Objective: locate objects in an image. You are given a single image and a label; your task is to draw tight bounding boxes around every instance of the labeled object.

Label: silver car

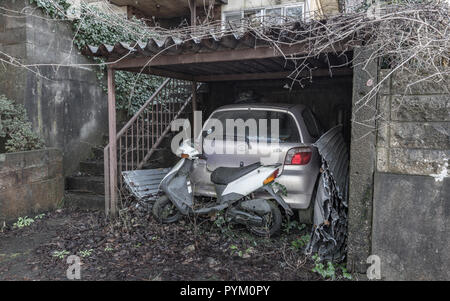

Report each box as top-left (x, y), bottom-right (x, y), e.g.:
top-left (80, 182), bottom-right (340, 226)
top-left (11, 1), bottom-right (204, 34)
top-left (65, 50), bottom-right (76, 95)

top-left (191, 103), bottom-right (323, 221)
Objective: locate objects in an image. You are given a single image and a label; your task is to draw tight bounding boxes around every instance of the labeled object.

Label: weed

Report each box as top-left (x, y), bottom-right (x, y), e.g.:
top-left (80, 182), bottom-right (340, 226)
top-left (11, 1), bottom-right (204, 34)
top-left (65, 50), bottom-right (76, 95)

top-left (311, 254), bottom-right (336, 279)
top-left (34, 213), bottom-right (45, 219)
top-left (79, 249), bottom-right (94, 258)
top-left (229, 245), bottom-right (253, 258)
top-left (340, 264), bottom-right (353, 280)
top-left (53, 250), bottom-right (70, 259)
top-left (282, 220), bottom-right (306, 234)
top-left (291, 234), bottom-right (310, 250)
top-left (13, 216), bottom-right (34, 229)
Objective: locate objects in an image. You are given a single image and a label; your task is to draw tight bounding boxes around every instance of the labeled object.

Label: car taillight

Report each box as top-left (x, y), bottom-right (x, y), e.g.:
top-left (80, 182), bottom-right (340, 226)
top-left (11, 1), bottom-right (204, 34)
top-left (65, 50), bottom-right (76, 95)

top-left (285, 147), bottom-right (312, 165)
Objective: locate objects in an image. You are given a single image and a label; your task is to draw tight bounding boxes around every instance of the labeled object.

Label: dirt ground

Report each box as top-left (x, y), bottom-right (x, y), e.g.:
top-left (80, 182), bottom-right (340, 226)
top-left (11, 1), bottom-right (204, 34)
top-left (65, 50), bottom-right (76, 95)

top-left (0, 204), bottom-right (350, 281)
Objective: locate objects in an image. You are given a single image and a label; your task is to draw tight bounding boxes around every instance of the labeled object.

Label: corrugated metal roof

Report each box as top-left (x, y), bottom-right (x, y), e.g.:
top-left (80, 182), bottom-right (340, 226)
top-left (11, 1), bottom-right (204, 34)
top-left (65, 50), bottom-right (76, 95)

top-left (83, 25), bottom-right (353, 80)
top-left (84, 31), bottom-right (267, 60)
top-left (314, 125), bottom-right (349, 200)
top-left (122, 168), bottom-right (171, 200)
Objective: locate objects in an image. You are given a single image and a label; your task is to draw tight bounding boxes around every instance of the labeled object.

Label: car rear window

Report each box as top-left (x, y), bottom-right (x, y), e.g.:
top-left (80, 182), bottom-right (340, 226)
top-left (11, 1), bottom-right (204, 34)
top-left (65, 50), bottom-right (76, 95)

top-left (206, 110), bottom-right (301, 143)
top-left (302, 109), bottom-right (320, 139)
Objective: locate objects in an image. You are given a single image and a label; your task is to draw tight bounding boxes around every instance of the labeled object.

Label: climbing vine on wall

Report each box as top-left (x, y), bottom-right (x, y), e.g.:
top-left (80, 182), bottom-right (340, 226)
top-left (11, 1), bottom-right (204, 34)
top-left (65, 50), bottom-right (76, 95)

top-left (29, 0), bottom-right (164, 116)
top-left (0, 95), bottom-right (44, 153)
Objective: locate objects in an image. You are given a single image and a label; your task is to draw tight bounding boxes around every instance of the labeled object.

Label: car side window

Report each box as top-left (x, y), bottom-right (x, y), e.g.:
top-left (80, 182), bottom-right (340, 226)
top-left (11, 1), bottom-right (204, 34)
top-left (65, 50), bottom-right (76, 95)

top-left (302, 109), bottom-right (320, 139)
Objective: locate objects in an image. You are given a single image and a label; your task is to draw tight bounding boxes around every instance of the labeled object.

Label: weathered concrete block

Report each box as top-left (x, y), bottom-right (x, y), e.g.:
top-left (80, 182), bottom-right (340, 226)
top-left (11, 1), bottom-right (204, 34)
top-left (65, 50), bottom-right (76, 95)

top-left (388, 148), bottom-right (449, 175)
top-left (0, 27), bottom-right (26, 45)
top-left (378, 69), bottom-right (392, 95)
top-left (0, 148), bottom-right (63, 223)
top-left (392, 71), bottom-right (450, 95)
top-left (390, 122), bottom-right (450, 149)
top-left (391, 95), bottom-right (450, 122)
top-left (372, 172), bottom-right (449, 280)
top-left (376, 147), bottom-right (389, 172)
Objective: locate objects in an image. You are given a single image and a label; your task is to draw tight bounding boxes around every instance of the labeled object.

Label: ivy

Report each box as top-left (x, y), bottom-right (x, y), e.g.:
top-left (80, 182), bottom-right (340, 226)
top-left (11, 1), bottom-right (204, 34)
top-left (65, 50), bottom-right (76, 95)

top-left (0, 95), bottom-right (45, 153)
top-left (30, 0), bottom-right (164, 116)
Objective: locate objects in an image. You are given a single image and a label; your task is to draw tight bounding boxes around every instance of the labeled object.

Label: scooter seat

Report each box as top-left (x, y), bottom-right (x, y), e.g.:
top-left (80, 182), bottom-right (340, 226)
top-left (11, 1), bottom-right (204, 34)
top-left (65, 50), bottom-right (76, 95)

top-left (210, 162), bottom-right (261, 185)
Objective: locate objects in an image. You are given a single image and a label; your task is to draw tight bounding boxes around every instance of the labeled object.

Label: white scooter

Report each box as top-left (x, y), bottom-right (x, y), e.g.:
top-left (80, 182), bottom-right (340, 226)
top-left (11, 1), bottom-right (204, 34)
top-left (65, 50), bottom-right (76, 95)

top-left (153, 140), bottom-right (293, 236)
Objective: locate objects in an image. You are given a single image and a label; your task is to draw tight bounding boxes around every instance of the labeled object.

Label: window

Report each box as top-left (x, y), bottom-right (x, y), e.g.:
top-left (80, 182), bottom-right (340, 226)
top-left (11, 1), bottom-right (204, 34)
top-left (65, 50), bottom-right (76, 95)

top-left (222, 2), bottom-right (305, 29)
top-left (302, 109), bottom-right (320, 139)
top-left (205, 110), bottom-right (301, 143)
top-left (243, 9), bottom-right (263, 27)
top-left (285, 5), bottom-right (304, 22)
top-left (265, 8), bottom-right (283, 25)
top-left (224, 12), bottom-right (242, 29)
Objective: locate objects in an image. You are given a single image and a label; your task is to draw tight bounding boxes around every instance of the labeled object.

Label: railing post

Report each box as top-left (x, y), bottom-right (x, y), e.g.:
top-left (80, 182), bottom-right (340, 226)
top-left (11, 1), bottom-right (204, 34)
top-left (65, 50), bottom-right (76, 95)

top-left (104, 146), bottom-right (110, 215)
top-left (107, 67), bottom-right (118, 215)
top-left (192, 81), bottom-right (198, 138)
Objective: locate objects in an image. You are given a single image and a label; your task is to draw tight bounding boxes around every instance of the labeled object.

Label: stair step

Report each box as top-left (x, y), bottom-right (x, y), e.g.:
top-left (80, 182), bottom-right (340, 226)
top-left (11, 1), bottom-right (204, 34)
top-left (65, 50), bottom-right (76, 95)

top-left (63, 191), bottom-right (104, 210)
top-left (80, 161), bottom-right (105, 176)
top-left (65, 176), bottom-right (105, 195)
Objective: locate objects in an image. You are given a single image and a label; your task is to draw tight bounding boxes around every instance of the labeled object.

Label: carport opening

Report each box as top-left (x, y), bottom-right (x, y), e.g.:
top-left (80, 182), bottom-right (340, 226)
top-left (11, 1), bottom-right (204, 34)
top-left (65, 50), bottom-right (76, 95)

top-left (197, 75), bottom-right (353, 146)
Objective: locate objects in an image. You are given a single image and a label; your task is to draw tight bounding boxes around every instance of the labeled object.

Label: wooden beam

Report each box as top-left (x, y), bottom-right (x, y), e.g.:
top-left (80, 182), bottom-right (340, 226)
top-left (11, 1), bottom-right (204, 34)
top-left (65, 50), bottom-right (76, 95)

top-left (110, 43), bottom-right (319, 70)
top-left (193, 68), bottom-right (353, 82)
top-left (136, 67), bottom-right (195, 81)
top-left (107, 67), bottom-right (118, 215)
top-left (189, 0), bottom-right (196, 27)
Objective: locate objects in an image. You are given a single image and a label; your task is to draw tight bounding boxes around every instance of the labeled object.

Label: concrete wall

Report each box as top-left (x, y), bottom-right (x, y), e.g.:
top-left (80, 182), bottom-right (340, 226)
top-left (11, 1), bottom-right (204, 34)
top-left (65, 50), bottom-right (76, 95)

top-left (371, 69), bottom-right (449, 280)
top-left (0, 148), bottom-right (64, 223)
top-left (0, 0), bottom-right (108, 176)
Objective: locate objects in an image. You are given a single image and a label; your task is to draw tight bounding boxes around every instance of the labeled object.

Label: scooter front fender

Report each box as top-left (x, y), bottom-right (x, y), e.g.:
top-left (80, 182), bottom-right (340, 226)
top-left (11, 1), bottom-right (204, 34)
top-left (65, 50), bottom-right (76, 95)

top-left (159, 159), bottom-right (194, 215)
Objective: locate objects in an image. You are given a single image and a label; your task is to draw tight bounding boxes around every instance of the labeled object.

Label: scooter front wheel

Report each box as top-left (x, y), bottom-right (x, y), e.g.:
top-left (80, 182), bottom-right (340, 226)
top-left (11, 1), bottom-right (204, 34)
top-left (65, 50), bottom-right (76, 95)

top-left (247, 201), bottom-right (282, 237)
top-left (153, 195), bottom-right (181, 224)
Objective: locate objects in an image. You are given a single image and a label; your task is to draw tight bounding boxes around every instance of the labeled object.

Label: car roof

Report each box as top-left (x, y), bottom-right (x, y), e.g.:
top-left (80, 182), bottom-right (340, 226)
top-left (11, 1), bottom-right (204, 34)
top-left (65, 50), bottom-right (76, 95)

top-left (213, 103), bottom-right (307, 112)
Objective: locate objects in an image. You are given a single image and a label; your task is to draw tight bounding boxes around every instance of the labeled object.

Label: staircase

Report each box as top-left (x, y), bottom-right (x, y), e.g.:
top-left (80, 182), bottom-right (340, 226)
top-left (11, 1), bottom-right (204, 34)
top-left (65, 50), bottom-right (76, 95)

top-left (65, 78), bottom-right (196, 212)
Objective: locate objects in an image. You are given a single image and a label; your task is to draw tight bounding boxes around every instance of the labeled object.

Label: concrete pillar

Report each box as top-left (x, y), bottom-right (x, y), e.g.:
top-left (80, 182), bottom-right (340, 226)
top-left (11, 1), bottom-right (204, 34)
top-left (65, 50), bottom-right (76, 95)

top-left (347, 47), bottom-right (378, 274)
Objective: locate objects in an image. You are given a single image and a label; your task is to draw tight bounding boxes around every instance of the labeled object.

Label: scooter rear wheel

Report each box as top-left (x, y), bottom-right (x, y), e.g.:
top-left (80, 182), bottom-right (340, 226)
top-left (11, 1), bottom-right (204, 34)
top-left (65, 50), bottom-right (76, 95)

top-left (247, 201), bottom-right (282, 237)
top-left (153, 195), bottom-right (181, 224)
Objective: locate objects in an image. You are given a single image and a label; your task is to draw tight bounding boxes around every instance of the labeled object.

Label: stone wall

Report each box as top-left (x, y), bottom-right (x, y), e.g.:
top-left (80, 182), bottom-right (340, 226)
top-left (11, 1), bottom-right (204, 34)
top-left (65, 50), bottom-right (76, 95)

top-left (0, 0), bottom-right (108, 176)
top-left (0, 148), bottom-right (64, 223)
top-left (376, 69), bottom-right (449, 177)
top-left (372, 69), bottom-right (449, 280)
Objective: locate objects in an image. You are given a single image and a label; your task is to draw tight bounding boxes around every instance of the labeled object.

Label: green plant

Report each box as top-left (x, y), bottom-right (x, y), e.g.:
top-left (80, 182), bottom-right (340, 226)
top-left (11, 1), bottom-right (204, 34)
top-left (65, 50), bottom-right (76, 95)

top-left (311, 254), bottom-right (336, 280)
top-left (13, 216), bottom-right (35, 229)
top-left (291, 234), bottom-right (310, 250)
top-left (0, 95), bottom-right (45, 153)
top-left (30, 0), bottom-right (164, 116)
top-left (229, 245), bottom-right (253, 258)
top-left (53, 250), bottom-right (70, 259)
top-left (282, 220), bottom-right (306, 234)
top-left (340, 264), bottom-right (353, 280)
top-left (79, 249), bottom-right (94, 257)
top-left (104, 246), bottom-right (113, 252)
top-left (34, 213), bottom-right (45, 220)
top-left (271, 182), bottom-right (288, 196)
